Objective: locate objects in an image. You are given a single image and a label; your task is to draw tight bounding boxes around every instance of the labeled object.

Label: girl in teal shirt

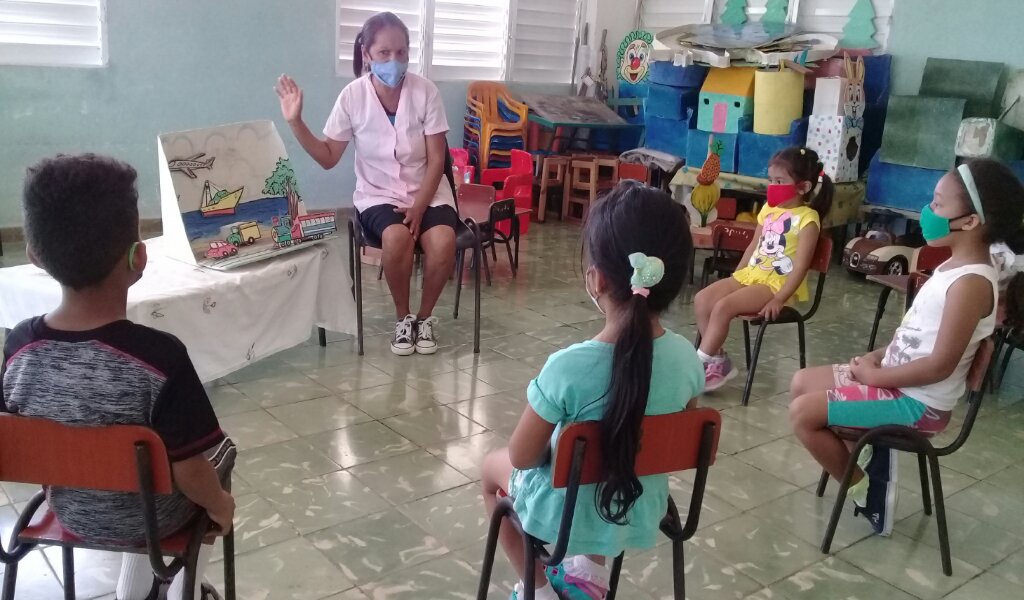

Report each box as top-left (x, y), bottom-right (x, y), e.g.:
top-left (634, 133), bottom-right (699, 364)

top-left (481, 181), bottom-right (705, 599)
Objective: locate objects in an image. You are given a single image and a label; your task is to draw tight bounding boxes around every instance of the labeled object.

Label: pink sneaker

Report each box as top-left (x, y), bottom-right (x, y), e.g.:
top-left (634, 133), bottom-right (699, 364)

top-left (703, 355), bottom-right (737, 392)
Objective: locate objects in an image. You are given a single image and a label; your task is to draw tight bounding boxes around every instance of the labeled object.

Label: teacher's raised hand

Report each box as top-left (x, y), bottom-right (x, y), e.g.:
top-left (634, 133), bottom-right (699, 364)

top-left (275, 74), bottom-right (304, 124)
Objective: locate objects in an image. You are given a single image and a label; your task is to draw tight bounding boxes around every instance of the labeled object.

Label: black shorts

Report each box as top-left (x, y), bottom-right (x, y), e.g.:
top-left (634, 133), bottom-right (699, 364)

top-left (358, 203), bottom-right (458, 246)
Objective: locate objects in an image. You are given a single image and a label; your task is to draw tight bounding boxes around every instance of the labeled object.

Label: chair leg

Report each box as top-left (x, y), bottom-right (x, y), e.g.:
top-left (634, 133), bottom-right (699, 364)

top-left (700, 257), bottom-right (712, 289)
top-left (868, 287), bottom-right (892, 352)
top-left (474, 243), bottom-right (482, 353)
top-left (476, 504), bottom-right (505, 600)
top-left (454, 249), bottom-right (465, 319)
top-left (815, 469), bottom-right (829, 497)
top-left (62, 547), bottom-right (75, 600)
top-left (822, 443), bottom-right (864, 553)
top-left (317, 327), bottom-right (327, 347)
top-left (928, 453), bottom-right (953, 576)
top-left (671, 540), bottom-right (686, 600)
top-left (742, 323), bottom-right (767, 406)
top-left (224, 528), bottom-right (236, 600)
top-left (997, 343), bottom-right (1014, 390)
top-left (504, 240), bottom-right (516, 279)
top-left (1, 561), bottom-right (18, 600)
top-left (742, 321), bottom-right (752, 369)
top-left (918, 453), bottom-right (932, 516)
top-left (797, 320), bottom-right (807, 369)
top-left (482, 249), bottom-right (492, 287)
top-left (353, 239), bottom-right (365, 356)
top-left (182, 541), bottom-right (200, 600)
top-left (523, 538), bottom-right (538, 600)
top-left (606, 553), bottom-right (624, 600)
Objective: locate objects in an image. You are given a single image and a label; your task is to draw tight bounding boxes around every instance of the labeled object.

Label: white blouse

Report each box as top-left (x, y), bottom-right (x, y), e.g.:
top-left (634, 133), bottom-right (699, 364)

top-left (324, 72), bottom-right (455, 213)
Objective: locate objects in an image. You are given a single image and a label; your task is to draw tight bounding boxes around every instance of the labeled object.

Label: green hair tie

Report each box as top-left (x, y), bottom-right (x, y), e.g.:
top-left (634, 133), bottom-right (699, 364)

top-left (628, 252), bottom-right (664, 297)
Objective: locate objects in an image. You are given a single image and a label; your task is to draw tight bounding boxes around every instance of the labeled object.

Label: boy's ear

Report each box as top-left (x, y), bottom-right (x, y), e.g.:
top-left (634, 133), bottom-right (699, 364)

top-left (130, 241), bottom-right (148, 273)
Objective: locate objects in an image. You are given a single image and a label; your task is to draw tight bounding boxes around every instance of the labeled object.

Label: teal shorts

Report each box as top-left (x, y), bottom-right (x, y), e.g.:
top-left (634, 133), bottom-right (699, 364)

top-left (826, 364), bottom-right (951, 434)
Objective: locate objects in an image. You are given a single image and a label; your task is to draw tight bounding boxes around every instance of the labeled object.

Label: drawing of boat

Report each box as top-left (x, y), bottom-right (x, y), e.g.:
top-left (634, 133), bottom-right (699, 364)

top-left (200, 180), bottom-right (244, 217)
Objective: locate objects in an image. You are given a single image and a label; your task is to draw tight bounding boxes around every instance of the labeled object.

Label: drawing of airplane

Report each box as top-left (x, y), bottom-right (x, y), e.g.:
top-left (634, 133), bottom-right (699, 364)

top-left (168, 153), bottom-right (216, 179)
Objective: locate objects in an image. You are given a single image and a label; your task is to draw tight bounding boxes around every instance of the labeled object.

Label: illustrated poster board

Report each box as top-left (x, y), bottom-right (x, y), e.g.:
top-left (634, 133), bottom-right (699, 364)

top-left (518, 94), bottom-right (627, 126)
top-left (158, 120), bottom-right (337, 271)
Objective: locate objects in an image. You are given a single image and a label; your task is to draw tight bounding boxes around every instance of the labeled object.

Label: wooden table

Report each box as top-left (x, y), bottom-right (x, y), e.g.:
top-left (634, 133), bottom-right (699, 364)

top-left (519, 93), bottom-right (643, 153)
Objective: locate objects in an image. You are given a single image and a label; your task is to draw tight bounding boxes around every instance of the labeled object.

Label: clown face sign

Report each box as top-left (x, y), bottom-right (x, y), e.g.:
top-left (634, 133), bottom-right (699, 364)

top-left (617, 30), bottom-right (654, 85)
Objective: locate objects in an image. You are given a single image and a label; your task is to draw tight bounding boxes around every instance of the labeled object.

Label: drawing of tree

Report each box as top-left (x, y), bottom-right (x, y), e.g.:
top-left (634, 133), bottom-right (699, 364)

top-left (264, 158), bottom-right (301, 219)
top-left (763, 0), bottom-right (789, 25)
top-left (841, 0), bottom-right (878, 49)
top-left (720, 0), bottom-right (748, 27)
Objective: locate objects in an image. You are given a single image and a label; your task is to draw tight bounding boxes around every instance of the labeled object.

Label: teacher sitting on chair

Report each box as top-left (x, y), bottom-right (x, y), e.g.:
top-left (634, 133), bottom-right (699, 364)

top-left (276, 11), bottom-right (456, 357)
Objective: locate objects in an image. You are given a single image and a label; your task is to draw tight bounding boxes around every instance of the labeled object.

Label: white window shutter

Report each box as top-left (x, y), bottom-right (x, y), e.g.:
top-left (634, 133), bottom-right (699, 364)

top-left (336, 0), bottom-right (424, 76)
top-left (427, 0), bottom-right (509, 81)
top-left (640, 0), bottom-right (714, 36)
top-left (509, 0), bottom-right (580, 84)
top-left (0, 0), bottom-right (105, 67)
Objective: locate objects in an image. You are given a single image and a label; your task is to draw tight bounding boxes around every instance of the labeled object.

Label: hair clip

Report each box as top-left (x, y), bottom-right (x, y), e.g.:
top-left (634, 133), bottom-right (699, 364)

top-left (799, 148), bottom-right (807, 156)
top-left (628, 252), bottom-right (665, 297)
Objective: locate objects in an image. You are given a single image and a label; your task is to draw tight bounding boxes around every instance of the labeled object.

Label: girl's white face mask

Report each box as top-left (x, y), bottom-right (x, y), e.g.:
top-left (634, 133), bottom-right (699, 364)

top-left (585, 267), bottom-right (605, 315)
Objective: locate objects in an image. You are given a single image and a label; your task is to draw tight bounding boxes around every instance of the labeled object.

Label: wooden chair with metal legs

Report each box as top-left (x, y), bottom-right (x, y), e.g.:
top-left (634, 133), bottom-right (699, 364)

top-left (815, 338), bottom-right (995, 576)
top-left (699, 222), bottom-right (757, 289)
top-left (0, 414), bottom-right (236, 600)
top-left (476, 408), bottom-right (722, 600)
top-left (865, 246), bottom-right (951, 351)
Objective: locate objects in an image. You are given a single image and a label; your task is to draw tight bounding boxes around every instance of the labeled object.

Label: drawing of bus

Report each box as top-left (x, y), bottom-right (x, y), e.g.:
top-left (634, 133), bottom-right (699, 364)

top-left (271, 212), bottom-right (337, 247)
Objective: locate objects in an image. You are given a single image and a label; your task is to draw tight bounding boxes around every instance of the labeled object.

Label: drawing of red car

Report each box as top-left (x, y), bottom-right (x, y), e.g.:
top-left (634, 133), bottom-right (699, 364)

top-left (205, 241), bottom-right (238, 259)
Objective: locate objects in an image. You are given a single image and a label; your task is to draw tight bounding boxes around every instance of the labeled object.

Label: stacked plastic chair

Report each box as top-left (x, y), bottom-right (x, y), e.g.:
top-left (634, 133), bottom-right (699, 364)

top-left (464, 82), bottom-right (528, 172)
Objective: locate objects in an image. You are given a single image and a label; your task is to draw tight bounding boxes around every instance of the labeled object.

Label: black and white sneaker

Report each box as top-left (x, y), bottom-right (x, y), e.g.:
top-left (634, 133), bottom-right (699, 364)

top-left (391, 314), bottom-right (417, 356)
top-left (415, 316), bottom-right (439, 355)
top-left (854, 445), bottom-right (898, 536)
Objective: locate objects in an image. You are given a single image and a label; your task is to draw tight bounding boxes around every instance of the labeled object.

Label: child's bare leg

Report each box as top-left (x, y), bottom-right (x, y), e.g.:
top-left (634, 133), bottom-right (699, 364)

top-left (694, 278), bottom-right (743, 337)
top-left (790, 365), bottom-right (840, 398)
top-left (481, 449), bottom-right (546, 586)
top-left (789, 392), bottom-right (863, 484)
top-left (698, 284), bottom-right (774, 356)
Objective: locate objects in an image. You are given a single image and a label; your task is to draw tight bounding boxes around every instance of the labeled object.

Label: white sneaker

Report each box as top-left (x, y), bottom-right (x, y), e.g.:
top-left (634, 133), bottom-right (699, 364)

top-left (415, 316), bottom-right (439, 355)
top-left (391, 314), bottom-right (417, 356)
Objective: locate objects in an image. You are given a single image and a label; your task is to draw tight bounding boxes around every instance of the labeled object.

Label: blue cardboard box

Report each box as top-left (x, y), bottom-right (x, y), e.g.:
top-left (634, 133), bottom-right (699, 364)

top-left (737, 118), bottom-right (809, 178)
top-left (866, 152), bottom-right (945, 212)
top-left (644, 114), bottom-right (691, 159)
top-left (649, 61), bottom-right (709, 88)
top-left (646, 83), bottom-right (700, 121)
top-left (686, 111), bottom-right (742, 173)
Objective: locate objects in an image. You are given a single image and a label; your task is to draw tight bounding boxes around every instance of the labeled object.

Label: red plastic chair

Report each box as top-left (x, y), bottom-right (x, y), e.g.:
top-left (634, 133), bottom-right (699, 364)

top-left (480, 149), bottom-right (533, 187)
top-left (476, 408), bottom-right (722, 600)
top-left (0, 414), bottom-right (236, 600)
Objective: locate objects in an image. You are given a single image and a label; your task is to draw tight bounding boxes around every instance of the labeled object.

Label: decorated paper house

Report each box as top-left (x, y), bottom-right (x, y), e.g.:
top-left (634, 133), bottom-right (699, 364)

top-left (697, 67), bottom-right (755, 134)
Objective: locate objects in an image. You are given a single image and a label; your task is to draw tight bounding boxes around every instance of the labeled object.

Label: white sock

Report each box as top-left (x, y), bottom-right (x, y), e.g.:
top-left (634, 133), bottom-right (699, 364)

top-left (697, 349), bottom-right (716, 363)
top-left (515, 581), bottom-right (559, 600)
top-left (115, 553), bottom-right (154, 600)
top-left (167, 544), bottom-right (213, 600)
top-left (563, 554), bottom-right (611, 587)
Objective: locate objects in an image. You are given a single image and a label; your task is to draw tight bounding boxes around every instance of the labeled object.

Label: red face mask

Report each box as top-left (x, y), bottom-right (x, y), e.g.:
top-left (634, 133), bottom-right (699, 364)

top-left (766, 183), bottom-right (799, 207)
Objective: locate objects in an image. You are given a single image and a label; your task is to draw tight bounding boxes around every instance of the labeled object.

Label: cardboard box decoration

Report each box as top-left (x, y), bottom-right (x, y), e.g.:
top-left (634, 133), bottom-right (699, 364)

top-left (754, 68), bottom-right (805, 135)
top-left (698, 67), bottom-right (756, 134)
top-left (644, 114), bottom-right (692, 158)
top-left (807, 56), bottom-right (865, 183)
top-left (649, 61), bottom-right (709, 88)
top-left (866, 152), bottom-right (946, 212)
top-left (158, 120), bottom-right (338, 271)
top-left (919, 58), bottom-right (1005, 118)
top-left (738, 117), bottom-right (810, 178)
top-left (955, 118), bottom-right (1024, 160)
top-left (687, 122), bottom-right (740, 174)
top-left (880, 96), bottom-right (966, 171)
top-left (646, 83), bottom-right (701, 121)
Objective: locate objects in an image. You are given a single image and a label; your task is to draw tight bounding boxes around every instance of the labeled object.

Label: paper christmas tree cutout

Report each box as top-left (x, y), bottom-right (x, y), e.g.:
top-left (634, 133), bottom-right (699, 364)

top-left (721, 0), bottom-right (748, 27)
top-left (842, 0), bottom-right (879, 49)
top-left (763, 0), bottom-right (789, 25)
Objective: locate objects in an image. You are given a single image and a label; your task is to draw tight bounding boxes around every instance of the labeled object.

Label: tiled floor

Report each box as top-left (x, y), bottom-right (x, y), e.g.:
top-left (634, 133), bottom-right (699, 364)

top-left (2, 222), bottom-right (1024, 599)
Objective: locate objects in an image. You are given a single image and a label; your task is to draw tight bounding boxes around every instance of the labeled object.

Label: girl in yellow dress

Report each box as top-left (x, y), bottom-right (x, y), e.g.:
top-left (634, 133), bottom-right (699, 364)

top-left (694, 147), bottom-right (834, 390)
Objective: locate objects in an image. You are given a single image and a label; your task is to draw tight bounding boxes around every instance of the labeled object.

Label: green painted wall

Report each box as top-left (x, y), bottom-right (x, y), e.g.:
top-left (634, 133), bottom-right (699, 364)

top-left (0, 1), bottom-right (565, 227)
top-left (888, 0), bottom-right (1024, 95)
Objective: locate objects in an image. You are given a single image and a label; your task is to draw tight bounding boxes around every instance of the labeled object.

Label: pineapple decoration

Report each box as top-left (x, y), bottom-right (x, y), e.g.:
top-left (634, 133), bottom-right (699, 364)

top-left (690, 137), bottom-right (723, 227)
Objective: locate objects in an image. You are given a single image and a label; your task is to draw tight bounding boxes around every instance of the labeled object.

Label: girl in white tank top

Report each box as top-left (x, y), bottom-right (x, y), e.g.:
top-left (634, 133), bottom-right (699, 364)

top-left (788, 159), bottom-right (1024, 536)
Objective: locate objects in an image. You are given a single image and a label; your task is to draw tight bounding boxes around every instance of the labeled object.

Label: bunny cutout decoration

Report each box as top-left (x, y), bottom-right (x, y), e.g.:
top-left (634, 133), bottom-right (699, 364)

top-left (843, 55), bottom-right (866, 125)
top-left (807, 54), bottom-right (866, 182)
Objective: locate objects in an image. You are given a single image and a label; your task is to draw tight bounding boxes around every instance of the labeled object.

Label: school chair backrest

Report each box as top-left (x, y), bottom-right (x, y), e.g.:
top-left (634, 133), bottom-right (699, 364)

top-left (0, 414), bottom-right (173, 494)
top-left (616, 162), bottom-right (649, 184)
top-left (911, 245), bottom-right (952, 275)
top-left (711, 222), bottom-right (756, 254)
top-left (551, 408), bottom-right (722, 488)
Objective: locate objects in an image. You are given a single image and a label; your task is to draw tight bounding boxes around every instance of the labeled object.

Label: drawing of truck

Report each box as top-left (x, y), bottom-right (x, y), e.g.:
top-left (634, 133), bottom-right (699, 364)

top-left (227, 221), bottom-right (262, 246)
top-left (271, 212), bottom-right (337, 248)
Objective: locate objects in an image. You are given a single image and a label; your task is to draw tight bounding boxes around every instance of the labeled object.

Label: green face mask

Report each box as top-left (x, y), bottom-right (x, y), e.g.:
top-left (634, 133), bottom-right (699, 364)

top-left (920, 205), bottom-right (971, 243)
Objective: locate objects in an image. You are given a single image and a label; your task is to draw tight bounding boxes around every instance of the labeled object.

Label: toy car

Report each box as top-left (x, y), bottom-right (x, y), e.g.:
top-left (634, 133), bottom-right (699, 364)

top-left (205, 241), bottom-right (238, 259)
top-left (842, 231), bottom-right (915, 276)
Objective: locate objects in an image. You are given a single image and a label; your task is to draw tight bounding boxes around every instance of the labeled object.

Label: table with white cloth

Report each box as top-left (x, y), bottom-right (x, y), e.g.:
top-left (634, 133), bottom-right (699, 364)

top-left (0, 236), bottom-right (356, 383)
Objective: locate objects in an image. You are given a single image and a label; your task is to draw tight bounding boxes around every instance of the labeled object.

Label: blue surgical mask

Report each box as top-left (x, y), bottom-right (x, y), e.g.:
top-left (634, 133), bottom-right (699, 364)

top-left (371, 59), bottom-right (408, 88)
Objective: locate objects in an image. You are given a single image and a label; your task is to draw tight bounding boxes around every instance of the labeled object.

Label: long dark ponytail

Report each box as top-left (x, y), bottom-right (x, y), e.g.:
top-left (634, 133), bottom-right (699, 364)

top-left (352, 12), bottom-right (410, 78)
top-left (769, 146), bottom-right (834, 218)
top-left (583, 181), bottom-right (692, 524)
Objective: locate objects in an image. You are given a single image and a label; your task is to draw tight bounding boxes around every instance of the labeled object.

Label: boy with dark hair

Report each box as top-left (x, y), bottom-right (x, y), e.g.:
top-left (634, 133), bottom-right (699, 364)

top-left (1, 154), bottom-right (235, 600)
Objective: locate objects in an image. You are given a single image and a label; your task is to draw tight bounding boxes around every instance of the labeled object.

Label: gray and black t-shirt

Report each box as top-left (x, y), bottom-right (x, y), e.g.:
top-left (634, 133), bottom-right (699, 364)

top-left (1, 317), bottom-right (228, 544)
